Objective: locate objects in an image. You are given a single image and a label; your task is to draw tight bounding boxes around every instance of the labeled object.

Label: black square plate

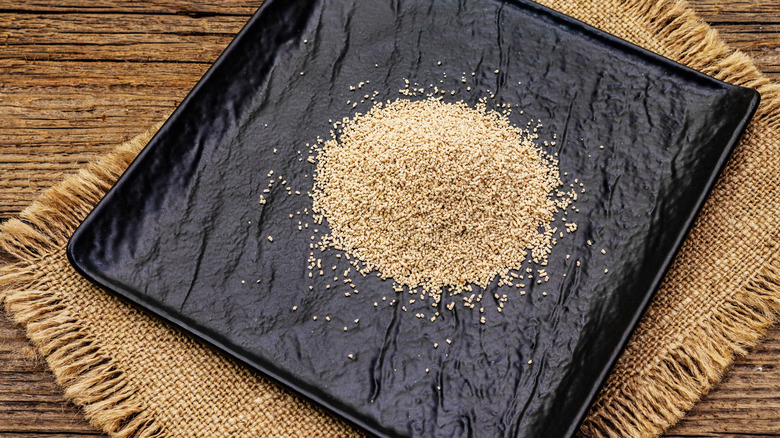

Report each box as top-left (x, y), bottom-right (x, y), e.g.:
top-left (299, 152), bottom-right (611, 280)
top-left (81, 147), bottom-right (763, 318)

top-left (67, 0), bottom-right (759, 436)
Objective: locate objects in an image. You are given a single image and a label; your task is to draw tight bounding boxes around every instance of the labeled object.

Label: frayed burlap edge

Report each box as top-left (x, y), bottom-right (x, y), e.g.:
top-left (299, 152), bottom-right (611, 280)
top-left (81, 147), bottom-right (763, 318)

top-left (579, 266), bottom-right (780, 437)
top-left (0, 124), bottom-right (164, 438)
top-left (1, 0), bottom-right (780, 437)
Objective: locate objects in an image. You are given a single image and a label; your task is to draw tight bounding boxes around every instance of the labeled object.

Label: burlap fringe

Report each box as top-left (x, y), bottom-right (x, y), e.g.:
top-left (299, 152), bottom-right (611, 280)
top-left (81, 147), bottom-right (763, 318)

top-left (0, 124), bottom-right (163, 438)
top-left (2, 1), bottom-right (780, 437)
top-left (576, 0), bottom-right (780, 437)
top-left (580, 267), bottom-right (780, 437)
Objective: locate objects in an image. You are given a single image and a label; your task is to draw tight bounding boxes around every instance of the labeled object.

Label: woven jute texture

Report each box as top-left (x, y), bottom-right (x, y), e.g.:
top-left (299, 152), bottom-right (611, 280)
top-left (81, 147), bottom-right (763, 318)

top-left (3, 1), bottom-right (780, 437)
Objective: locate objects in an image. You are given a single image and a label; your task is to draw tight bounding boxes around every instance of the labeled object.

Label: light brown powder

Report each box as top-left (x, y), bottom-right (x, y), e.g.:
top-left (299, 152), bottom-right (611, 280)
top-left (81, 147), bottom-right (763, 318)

top-left (311, 97), bottom-right (570, 304)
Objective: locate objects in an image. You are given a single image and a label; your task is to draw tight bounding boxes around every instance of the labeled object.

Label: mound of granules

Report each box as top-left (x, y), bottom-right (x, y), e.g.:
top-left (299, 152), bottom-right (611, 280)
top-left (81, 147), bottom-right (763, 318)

top-left (311, 97), bottom-right (571, 304)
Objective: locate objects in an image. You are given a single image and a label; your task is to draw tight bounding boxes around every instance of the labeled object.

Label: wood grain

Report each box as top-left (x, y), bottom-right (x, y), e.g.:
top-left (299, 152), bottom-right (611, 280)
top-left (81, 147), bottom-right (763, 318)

top-left (0, 0), bottom-right (778, 436)
top-left (0, 316), bottom-right (105, 437)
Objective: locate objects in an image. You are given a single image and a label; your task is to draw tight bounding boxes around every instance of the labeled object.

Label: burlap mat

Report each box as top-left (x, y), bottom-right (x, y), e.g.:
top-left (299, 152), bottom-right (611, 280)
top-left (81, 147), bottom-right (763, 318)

top-left (3, 0), bottom-right (780, 436)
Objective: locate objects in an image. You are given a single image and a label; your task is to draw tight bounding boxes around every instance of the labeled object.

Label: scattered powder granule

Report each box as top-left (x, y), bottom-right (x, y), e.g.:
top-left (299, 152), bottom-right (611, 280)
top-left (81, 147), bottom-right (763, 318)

top-left (310, 97), bottom-right (574, 307)
top-left (267, 236), bottom-right (273, 242)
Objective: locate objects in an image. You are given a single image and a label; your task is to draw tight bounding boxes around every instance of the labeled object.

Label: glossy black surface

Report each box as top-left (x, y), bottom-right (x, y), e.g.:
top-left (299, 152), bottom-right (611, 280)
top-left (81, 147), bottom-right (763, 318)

top-left (67, 0), bottom-right (759, 436)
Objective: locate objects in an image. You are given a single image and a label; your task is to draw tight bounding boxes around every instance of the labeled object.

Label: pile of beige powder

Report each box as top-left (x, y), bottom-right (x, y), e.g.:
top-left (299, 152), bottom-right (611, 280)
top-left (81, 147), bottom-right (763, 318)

top-left (310, 97), bottom-right (574, 306)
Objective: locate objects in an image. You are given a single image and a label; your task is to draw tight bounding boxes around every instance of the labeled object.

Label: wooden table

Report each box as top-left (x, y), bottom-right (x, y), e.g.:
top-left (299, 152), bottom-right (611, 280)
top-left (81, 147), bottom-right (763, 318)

top-left (1, 1), bottom-right (778, 436)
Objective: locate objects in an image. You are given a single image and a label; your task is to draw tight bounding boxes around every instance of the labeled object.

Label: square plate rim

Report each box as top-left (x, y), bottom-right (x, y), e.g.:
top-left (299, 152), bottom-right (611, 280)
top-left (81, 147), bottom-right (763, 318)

top-left (66, 0), bottom-right (761, 436)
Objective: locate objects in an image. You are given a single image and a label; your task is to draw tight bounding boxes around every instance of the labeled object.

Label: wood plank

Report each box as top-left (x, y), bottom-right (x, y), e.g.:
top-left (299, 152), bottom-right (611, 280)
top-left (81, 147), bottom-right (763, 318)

top-left (0, 311), bottom-right (104, 436)
top-left (0, 1), bottom-right (257, 15)
top-left (0, 59), bottom-right (208, 83)
top-left (1, 0), bottom-right (780, 437)
top-left (689, 1), bottom-right (780, 24)
top-left (0, 13), bottom-right (246, 41)
top-left (1, 42), bottom-right (233, 63)
top-left (712, 26), bottom-right (780, 75)
top-left (665, 325), bottom-right (780, 437)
